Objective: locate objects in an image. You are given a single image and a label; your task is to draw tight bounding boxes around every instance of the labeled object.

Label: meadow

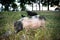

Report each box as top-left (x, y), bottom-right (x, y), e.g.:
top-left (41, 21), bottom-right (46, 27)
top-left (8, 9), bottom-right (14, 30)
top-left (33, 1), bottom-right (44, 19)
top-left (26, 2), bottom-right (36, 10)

top-left (0, 11), bottom-right (60, 40)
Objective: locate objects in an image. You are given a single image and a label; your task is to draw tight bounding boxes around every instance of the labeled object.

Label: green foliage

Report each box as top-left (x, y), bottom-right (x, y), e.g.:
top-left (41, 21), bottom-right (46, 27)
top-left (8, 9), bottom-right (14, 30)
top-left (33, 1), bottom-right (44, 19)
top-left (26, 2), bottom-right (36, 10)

top-left (0, 0), bottom-right (15, 5)
top-left (11, 3), bottom-right (18, 11)
top-left (20, 4), bottom-right (26, 11)
top-left (12, 3), bottom-right (17, 9)
top-left (19, 0), bottom-right (36, 11)
top-left (41, 0), bottom-right (59, 7)
top-left (0, 11), bottom-right (60, 40)
top-left (0, 0), bottom-right (15, 11)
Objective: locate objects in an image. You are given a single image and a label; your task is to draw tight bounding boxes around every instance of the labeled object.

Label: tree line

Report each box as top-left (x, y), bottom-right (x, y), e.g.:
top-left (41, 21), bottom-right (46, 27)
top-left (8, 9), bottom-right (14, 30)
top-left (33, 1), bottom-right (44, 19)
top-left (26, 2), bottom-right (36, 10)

top-left (0, 0), bottom-right (60, 11)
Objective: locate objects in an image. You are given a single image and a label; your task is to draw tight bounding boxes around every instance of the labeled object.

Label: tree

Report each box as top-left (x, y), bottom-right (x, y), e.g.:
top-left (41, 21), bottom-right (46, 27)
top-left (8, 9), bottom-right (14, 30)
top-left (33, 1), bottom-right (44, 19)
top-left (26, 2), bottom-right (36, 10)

top-left (0, 0), bottom-right (15, 11)
top-left (41, 0), bottom-right (60, 11)
top-left (18, 0), bottom-right (36, 11)
top-left (12, 3), bottom-right (17, 11)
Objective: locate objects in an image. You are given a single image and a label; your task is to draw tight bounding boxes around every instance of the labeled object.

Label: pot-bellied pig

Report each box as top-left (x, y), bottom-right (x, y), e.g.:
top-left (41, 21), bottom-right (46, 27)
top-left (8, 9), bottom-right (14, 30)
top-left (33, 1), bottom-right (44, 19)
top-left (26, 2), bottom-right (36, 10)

top-left (14, 15), bottom-right (46, 33)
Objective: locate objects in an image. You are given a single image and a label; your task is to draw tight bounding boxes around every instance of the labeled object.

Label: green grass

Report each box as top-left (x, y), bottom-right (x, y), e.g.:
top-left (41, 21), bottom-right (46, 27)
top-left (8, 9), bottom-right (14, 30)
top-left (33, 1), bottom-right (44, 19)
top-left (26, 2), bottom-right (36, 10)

top-left (0, 11), bottom-right (60, 40)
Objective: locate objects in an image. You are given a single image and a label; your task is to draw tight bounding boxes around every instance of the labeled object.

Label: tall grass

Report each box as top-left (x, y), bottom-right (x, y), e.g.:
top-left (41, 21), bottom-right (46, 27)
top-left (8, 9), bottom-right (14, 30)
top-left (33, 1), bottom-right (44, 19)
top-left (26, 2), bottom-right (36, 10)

top-left (0, 11), bottom-right (60, 40)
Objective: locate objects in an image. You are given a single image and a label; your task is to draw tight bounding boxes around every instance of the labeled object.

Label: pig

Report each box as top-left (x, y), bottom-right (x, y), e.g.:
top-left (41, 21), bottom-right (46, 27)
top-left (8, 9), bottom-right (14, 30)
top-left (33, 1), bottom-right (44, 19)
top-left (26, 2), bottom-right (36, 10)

top-left (14, 15), bottom-right (46, 33)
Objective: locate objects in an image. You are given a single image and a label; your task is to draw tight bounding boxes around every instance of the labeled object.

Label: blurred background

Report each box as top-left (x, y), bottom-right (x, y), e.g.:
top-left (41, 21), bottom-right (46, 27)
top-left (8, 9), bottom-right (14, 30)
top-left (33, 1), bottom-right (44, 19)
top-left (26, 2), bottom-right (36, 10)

top-left (0, 0), bottom-right (60, 11)
top-left (0, 0), bottom-right (60, 40)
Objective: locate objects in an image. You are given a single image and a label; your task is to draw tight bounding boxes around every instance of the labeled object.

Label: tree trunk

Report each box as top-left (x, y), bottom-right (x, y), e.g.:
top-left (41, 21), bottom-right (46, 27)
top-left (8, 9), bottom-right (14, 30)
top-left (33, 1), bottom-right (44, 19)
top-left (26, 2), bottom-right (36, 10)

top-left (32, 3), bottom-right (33, 11)
top-left (36, 4), bottom-right (37, 11)
top-left (39, 4), bottom-right (40, 11)
top-left (47, 0), bottom-right (49, 11)
top-left (39, 0), bottom-right (40, 11)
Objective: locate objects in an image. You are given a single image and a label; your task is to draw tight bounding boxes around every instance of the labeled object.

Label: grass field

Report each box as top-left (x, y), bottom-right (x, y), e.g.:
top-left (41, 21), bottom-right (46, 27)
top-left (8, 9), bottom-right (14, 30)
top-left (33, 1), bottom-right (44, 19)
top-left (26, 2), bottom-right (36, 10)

top-left (0, 11), bottom-right (60, 40)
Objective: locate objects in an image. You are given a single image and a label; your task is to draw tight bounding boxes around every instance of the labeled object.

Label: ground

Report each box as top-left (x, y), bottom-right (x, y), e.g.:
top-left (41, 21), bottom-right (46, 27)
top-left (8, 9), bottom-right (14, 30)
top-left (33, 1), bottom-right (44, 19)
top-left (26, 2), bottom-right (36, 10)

top-left (0, 11), bottom-right (60, 40)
